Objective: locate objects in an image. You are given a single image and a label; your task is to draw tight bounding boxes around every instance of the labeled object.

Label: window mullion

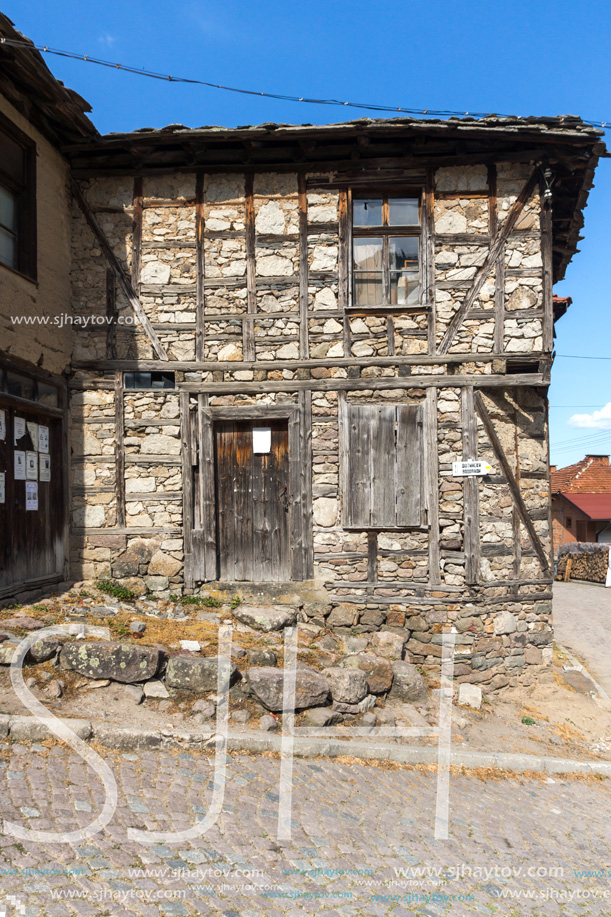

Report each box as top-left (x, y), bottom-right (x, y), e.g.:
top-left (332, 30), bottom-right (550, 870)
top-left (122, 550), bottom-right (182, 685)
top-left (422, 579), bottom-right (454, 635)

top-left (382, 235), bottom-right (390, 305)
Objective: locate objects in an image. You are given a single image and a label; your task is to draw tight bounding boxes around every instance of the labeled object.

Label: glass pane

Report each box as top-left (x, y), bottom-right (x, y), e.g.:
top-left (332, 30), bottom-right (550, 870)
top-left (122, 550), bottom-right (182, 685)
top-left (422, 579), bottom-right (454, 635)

top-left (391, 271), bottom-right (419, 305)
top-left (0, 186), bottom-right (16, 231)
top-left (354, 272), bottom-right (383, 306)
top-left (389, 197), bottom-right (419, 226)
top-left (6, 371), bottom-right (35, 401)
top-left (353, 237), bottom-right (383, 272)
top-left (353, 198), bottom-right (383, 227)
top-left (0, 225), bottom-right (15, 268)
top-left (37, 381), bottom-right (59, 407)
top-left (390, 236), bottom-right (418, 271)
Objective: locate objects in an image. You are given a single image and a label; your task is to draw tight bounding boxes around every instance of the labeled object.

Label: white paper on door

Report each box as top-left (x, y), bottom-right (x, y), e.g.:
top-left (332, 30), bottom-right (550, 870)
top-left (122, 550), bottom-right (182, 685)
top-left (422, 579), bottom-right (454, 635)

top-left (38, 425), bottom-right (49, 453)
top-left (14, 416), bottom-right (26, 444)
top-left (252, 426), bottom-right (272, 454)
top-left (25, 481), bottom-right (38, 511)
top-left (26, 451), bottom-right (38, 480)
top-left (40, 454), bottom-right (51, 482)
top-left (14, 451), bottom-right (26, 480)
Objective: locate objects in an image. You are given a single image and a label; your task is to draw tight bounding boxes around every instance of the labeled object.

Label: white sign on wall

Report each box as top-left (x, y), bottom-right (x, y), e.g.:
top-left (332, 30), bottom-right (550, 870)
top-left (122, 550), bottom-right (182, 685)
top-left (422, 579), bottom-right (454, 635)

top-left (25, 481), bottom-right (38, 511)
top-left (0, 472), bottom-right (4, 504)
top-left (452, 460), bottom-right (493, 477)
top-left (0, 409), bottom-right (5, 441)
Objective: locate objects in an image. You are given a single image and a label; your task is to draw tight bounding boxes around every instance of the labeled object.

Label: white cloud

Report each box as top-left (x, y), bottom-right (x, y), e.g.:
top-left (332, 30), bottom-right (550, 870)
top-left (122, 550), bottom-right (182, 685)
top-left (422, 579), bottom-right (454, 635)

top-left (99, 34), bottom-right (116, 47)
top-left (568, 402), bottom-right (611, 430)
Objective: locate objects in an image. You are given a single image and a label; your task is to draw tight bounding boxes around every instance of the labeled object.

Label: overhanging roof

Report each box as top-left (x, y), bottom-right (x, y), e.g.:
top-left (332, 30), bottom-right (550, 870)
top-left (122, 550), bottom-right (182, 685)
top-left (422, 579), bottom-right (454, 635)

top-left (561, 493), bottom-right (611, 520)
top-left (64, 114), bottom-right (607, 284)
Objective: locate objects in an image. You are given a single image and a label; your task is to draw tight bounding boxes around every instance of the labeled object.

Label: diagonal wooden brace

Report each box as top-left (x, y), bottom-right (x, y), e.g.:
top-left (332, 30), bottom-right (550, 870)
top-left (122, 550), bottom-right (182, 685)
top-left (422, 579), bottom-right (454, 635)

top-left (474, 391), bottom-right (551, 577)
top-left (438, 169), bottom-right (539, 355)
top-left (72, 180), bottom-right (168, 361)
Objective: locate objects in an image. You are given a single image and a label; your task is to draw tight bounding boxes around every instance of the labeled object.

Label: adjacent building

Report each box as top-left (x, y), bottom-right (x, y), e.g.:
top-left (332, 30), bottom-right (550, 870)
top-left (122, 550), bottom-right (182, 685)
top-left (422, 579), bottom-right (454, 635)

top-left (552, 455), bottom-right (611, 550)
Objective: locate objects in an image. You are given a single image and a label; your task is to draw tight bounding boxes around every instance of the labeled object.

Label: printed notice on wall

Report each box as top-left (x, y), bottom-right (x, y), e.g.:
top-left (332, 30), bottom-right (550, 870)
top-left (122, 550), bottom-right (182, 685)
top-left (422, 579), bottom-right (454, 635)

top-left (0, 409), bottom-right (5, 441)
top-left (0, 472), bottom-right (4, 504)
top-left (25, 481), bottom-right (38, 511)
top-left (26, 451), bottom-right (38, 480)
top-left (40, 454), bottom-right (51, 482)
top-left (14, 417), bottom-right (26, 444)
top-left (14, 451), bottom-right (26, 480)
top-left (38, 425), bottom-right (49, 454)
top-left (27, 421), bottom-right (38, 449)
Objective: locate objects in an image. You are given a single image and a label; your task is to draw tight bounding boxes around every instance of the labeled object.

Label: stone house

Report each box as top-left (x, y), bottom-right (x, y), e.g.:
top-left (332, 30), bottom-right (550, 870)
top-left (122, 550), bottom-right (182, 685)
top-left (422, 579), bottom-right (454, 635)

top-left (0, 13), bottom-right (607, 688)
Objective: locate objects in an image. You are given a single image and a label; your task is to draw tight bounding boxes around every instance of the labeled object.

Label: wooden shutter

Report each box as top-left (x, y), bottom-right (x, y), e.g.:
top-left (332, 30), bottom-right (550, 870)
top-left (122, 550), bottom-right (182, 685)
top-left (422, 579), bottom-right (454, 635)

top-left (341, 402), bottom-right (422, 528)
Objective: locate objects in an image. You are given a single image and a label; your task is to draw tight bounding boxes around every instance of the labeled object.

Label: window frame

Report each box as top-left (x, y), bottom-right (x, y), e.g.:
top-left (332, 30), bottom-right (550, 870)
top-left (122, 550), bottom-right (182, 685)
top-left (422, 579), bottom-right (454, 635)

top-left (350, 188), bottom-right (423, 311)
top-left (0, 111), bottom-right (37, 282)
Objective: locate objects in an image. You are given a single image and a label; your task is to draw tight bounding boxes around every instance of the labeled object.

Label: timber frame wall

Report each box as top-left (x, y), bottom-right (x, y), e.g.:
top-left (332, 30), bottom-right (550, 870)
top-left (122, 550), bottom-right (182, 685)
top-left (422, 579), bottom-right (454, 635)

top-left (66, 117), bottom-right (605, 688)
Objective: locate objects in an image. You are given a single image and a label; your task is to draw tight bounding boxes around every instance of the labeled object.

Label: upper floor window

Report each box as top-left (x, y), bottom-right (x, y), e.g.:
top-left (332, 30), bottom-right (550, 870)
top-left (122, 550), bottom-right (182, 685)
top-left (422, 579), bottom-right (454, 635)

top-left (352, 194), bottom-right (420, 308)
top-left (0, 114), bottom-right (36, 280)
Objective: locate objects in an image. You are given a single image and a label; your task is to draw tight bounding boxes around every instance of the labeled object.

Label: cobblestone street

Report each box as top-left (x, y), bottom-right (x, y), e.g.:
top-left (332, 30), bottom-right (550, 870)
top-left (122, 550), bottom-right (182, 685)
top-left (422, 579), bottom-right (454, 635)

top-left (1, 744), bottom-right (611, 916)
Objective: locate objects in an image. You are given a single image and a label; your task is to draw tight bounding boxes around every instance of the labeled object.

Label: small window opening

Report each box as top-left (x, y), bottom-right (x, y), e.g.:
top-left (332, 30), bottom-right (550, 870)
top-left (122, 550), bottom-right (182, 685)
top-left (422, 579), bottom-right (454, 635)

top-left (124, 371), bottom-right (176, 389)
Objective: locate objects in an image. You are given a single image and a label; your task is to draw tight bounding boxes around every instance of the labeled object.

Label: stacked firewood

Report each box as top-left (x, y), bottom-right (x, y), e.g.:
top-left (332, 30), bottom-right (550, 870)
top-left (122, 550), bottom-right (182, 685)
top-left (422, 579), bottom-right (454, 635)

top-left (556, 546), bottom-right (610, 584)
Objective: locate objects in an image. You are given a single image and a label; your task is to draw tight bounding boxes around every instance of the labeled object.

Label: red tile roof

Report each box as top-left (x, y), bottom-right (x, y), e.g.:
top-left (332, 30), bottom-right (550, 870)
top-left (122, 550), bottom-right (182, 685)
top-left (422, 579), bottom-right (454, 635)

top-left (551, 455), bottom-right (611, 493)
top-left (561, 493), bottom-right (611, 519)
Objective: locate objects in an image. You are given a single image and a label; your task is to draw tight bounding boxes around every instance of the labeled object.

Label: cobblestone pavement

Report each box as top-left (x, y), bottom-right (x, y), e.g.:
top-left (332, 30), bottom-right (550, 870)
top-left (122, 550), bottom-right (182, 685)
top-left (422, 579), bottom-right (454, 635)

top-left (1, 744), bottom-right (611, 916)
top-left (553, 581), bottom-right (611, 695)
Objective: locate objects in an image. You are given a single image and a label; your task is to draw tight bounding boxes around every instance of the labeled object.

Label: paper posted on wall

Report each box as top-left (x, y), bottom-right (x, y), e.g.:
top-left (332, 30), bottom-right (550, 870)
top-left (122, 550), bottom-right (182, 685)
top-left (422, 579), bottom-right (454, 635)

top-left (38, 425), bottom-right (49, 453)
top-left (0, 472), bottom-right (4, 504)
top-left (25, 481), bottom-right (38, 511)
top-left (26, 451), bottom-right (38, 481)
top-left (40, 454), bottom-right (51, 482)
top-left (0, 409), bottom-right (5, 441)
top-left (14, 416), bottom-right (26, 444)
top-left (27, 421), bottom-right (38, 449)
top-left (14, 450), bottom-right (26, 480)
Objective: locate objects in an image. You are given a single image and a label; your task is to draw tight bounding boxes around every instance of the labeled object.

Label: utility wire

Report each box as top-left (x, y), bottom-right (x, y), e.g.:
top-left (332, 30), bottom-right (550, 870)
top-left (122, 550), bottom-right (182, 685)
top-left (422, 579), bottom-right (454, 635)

top-left (556, 354), bottom-right (611, 360)
top-left (0, 34), bottom-right (609, 128)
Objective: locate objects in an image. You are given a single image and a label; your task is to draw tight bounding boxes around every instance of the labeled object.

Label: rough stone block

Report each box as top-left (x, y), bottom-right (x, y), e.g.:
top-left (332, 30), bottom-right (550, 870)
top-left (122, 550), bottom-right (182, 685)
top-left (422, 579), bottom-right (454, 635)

top-left (458, 683), bottom-right (482, 709)
top-left (61, 641), bottom-right (162, 683)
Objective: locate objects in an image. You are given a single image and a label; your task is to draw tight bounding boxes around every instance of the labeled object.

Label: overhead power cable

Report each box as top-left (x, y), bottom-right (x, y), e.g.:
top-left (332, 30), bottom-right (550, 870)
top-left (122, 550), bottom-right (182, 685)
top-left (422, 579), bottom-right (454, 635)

top-left (0, 34), bottom-right (609, 128)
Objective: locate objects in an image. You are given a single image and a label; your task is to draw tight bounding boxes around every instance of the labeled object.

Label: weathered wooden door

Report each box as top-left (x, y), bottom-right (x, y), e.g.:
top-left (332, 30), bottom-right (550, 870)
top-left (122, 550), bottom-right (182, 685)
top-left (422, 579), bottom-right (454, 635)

top-left (0, 405), bottom-right (65, 593)
top-left (214, 419), bottom-right (291, 581)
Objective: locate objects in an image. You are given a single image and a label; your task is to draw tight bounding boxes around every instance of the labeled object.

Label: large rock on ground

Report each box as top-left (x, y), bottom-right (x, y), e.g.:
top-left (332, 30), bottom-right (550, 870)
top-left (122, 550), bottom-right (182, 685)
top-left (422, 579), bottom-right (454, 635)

top-left (27, 636), bottom-right (66, 664)
top-left (324, 667), bottom-right (368, 704)
top-left (233, 604), bottom-right (297, 632)
top-left (165, 656), bottom-right (238, 693)
top-left (2, 616), bottom-right (44, 631)
top-left (339, 653), bottom-right (393, 694)
top-left (388, 661), bottom-right (428, 703)
top-left (246, 665), bottom-right (329, 712)
top-left (60, 641), bottom-right (161, 683)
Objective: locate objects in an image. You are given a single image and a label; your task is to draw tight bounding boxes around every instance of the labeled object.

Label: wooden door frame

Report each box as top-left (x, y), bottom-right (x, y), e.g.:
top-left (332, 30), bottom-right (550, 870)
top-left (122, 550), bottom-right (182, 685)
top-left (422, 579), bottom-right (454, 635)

top-left (183, 395), bottom-right (313, 585)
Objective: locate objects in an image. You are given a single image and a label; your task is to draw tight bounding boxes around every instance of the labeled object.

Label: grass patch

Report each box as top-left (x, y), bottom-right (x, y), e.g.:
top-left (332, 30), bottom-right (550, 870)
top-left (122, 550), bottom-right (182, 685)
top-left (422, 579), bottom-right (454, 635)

top-left (170, 594), bottom-right (222, 608)
top-left (521, 715), bottom-right (536, 726)
top-left (95, 580), bottom-right (136, 603)
top-left (230, 595), bottom-right (243, 609)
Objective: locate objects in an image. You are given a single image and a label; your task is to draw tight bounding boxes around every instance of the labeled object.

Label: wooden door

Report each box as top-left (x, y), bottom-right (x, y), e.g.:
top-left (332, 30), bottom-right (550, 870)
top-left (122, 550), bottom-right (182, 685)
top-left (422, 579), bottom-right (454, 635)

top-left (0, 405), bottom-right (64, 591)
top-left (214, 419), bottom-right (291, 581)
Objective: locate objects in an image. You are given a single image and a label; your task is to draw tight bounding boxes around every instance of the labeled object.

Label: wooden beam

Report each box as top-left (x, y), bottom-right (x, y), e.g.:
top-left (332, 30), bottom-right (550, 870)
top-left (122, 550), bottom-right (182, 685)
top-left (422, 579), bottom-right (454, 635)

top-left (244, 172), bottom-right (256, 361)
top-left (461, 386), bottom-right (480, 585)
top-left (72, 180), bottom-right (168, 361)
top-left (540, 175), bottom-right (554, 352)
top-left (425, 169), bottom-right (436, 354)
top-left (474, 390), bottom-right (551, 577)
top-left (425, 388), bottom-right (441, 585)
top-left (197, 393), bottom-right (217, 581)
top-left (180, 391), bottom-right (194, 587)
top-left (488, 164), bottom-right (505, 354)
top-left (131, 176), bottom-right (143, 291)
top-left (298, 173), bottom-right (309, 359)
top-left (338, 188), bottom-right (352, 357)
top-left (105, 268), bottom-right (117, 360)
top-left (114, 370), bottom-right (126, 528)
top-left (438, 169), bottom-right (539, 354)
top-left (195, 172), bottom-right (205, 362)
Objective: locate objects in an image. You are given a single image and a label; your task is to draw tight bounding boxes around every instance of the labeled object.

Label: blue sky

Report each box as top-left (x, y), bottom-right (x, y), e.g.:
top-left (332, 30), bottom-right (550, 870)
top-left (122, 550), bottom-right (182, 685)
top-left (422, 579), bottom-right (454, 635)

top-left (6, 0), bottom-right (610, 466)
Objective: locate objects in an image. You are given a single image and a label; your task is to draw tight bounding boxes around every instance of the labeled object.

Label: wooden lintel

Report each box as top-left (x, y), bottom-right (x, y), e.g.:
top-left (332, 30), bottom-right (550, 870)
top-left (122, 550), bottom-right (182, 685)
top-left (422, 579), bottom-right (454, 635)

top-left (72, 180), bottom-right (168, 361)
top-left (474, 390), bottom-right (551, 577)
